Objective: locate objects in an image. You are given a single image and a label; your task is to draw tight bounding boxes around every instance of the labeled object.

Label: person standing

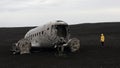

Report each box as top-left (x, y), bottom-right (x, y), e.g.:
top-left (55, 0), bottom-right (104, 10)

top-left (54, 37), bottom-right (66, 56)
top-left (100, 33), bottom-right (105, 47)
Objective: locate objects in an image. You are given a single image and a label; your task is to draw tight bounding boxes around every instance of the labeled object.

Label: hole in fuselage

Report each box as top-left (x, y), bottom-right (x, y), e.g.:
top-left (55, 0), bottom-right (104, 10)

top-left (55, 25), bottom-right (68, 38)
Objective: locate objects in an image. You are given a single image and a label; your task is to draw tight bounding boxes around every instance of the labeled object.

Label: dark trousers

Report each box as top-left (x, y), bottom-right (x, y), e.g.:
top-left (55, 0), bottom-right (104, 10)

top-left (56, 45), bottom-right (65, 56)
top-left (101, 42), bottom-right (104, 47)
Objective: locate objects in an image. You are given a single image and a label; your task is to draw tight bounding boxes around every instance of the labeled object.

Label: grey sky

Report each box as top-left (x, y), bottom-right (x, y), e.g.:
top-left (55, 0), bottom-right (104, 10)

top-left (0, 0), bottom-right (120, 27)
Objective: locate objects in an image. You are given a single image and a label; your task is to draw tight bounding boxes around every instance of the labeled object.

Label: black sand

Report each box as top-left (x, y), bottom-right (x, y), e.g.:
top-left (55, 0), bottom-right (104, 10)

top-left (0, 22), bottom-right (120, 68)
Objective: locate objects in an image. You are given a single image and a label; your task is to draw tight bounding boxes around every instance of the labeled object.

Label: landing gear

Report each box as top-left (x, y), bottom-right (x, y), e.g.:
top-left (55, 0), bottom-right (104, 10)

top-left (68, 38), bottom-right (80, 52)
top-left (55, 38), bottom-right (80, 56)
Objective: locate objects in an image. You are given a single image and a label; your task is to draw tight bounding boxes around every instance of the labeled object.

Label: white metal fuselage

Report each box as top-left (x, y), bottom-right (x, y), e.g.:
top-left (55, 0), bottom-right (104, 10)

top-left (24, 20), bottom-right (69, 48)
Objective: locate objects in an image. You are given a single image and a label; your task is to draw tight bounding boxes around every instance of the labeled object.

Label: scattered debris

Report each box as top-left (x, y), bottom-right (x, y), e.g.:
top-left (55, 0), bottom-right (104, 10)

top-left (12, 38), bottom-right (31, 54)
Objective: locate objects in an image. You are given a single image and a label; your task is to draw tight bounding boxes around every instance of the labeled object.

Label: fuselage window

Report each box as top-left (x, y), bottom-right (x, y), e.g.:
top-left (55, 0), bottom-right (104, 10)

top-left (39, 32), bottom-right (41, 35)
top-left (42, 31), bottom-right (44, 35)
top-left (29, 35), bottom-right (31, 40)
top-left (32, 34), bottom-right (34, 37)
top-left (47, 28), bottom-right (49, 30)
top-left (36, 33), bottom-right (37, 36)
top-left (37, 33), bottom-right (38, 36)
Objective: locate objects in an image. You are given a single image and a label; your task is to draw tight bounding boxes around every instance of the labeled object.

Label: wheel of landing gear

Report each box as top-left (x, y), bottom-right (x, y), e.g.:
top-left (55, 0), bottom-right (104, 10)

top-left (68, 38), bottom-right (80, 52)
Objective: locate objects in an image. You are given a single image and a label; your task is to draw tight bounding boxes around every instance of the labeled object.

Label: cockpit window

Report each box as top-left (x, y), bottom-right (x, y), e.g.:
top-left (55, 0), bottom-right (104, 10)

top-left (56, 20), bottom-right (63, 22)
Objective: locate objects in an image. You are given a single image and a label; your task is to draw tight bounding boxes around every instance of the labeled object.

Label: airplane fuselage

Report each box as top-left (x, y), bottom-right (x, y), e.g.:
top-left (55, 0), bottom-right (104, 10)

top-left (24, 20), bottom-right (70, 48)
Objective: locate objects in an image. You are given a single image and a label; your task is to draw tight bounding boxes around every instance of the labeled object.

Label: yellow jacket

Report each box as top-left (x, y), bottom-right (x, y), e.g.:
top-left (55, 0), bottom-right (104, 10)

top-left (100, 34), bottom-right (105, 42)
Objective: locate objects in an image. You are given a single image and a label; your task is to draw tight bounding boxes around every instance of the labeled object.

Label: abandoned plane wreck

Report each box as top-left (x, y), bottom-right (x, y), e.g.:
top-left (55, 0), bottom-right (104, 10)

top-left (11, 20), bottom-right (80, 55)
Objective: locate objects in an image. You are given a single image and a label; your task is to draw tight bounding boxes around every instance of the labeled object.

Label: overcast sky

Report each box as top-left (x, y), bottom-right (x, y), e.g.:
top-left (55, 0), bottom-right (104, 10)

top-left (0, 0), bottom-right (120, 27)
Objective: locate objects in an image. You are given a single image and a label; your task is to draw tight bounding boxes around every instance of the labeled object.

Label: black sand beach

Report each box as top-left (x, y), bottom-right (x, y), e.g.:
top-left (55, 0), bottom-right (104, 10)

top-left (0, 22), bottom-right (120, 68)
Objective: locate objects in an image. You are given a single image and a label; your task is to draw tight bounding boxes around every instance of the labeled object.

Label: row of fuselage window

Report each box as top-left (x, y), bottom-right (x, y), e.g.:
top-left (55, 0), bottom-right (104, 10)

top-left (26, 28), bottom-right (50, 40)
